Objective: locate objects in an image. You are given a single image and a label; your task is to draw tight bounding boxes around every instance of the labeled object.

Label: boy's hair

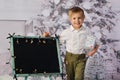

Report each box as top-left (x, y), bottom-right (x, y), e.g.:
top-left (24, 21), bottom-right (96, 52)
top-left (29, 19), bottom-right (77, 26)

top-left (68, 6), bottom-right (85, 18)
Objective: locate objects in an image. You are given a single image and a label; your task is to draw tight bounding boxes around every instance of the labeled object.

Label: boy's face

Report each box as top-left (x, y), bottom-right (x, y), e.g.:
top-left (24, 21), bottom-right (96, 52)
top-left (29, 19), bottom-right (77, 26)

top-left (69, 12), bottom-right (84, 30)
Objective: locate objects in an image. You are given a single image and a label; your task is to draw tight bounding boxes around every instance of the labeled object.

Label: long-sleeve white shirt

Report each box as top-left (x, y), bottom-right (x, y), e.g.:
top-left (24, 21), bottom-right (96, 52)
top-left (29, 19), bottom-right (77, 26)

top-left (60, 25), bottom-right (100, 54)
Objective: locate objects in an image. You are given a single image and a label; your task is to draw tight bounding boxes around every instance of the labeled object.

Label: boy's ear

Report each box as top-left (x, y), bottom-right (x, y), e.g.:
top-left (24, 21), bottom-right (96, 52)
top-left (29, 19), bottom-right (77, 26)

top-left (69, 16), bottom-right (73, 22)
top-left (68, 16), bottom-right (71, 20)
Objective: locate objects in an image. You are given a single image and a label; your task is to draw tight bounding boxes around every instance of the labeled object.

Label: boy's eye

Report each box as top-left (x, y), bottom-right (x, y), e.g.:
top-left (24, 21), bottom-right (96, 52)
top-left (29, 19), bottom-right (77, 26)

top-left (72, 17), bottom-right (82, 20)
top-left (78, 17), bottom-right (81, 19)
top-left (73, 18), bottom-right (76, 20)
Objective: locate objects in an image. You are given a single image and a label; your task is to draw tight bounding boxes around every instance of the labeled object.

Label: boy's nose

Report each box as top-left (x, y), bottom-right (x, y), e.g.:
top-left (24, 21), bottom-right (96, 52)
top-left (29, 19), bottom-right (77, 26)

top-left (76, 19), bottom-right (79, 23)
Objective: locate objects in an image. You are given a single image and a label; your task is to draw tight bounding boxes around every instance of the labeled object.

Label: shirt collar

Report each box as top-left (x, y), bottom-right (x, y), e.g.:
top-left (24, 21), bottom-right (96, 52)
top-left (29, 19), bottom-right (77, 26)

top-left (70, 25), bottom-right (84, 32)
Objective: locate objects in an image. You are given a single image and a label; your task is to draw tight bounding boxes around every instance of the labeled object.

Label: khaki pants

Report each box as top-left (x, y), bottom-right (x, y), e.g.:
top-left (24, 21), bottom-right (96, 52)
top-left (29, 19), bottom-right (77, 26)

top-left (65, 52), bottom-right (86, 80)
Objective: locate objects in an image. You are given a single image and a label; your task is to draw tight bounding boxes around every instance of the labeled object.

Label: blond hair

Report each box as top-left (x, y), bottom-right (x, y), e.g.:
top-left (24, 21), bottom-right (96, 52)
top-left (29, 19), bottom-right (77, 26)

top-left (68, 6), bottom-right (85, 19)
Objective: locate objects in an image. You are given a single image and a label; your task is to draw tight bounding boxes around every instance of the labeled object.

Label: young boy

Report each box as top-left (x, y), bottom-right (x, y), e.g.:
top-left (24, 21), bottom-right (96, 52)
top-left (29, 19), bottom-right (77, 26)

top-left (43, 6), bottom-right (99, 80)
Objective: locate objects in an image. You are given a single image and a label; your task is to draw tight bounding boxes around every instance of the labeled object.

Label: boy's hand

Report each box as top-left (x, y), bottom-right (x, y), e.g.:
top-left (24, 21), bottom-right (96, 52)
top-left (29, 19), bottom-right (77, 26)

top-left (42, 32), bottom-right (50, 37)
top-left (87, 45), bottom-right (99, 56)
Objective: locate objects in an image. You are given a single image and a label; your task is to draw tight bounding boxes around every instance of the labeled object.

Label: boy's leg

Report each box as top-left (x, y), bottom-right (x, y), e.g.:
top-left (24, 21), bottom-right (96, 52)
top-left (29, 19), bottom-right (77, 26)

top-left (65, 52), bottom-right (78, 80)
top-left (75, 54), bottom-right (86, 80)
top-left (65, 52), bottom-right (75, 80)
top-left (65, 60), bottom-right (75, 80)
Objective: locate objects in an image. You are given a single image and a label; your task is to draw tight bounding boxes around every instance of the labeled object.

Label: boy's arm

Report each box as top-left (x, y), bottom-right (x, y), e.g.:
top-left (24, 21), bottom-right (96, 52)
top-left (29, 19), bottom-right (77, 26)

top-left (87, 45), bottom-right (99, 56)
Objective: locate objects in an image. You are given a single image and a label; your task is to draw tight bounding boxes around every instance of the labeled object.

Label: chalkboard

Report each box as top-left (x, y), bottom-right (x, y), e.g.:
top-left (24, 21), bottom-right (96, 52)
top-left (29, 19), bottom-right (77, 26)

top-left (11, 36), bottom-right (62, 75)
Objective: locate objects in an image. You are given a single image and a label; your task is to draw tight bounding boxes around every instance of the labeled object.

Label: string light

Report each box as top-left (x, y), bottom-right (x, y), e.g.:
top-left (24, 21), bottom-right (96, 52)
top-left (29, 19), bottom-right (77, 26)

top-left (39, 39), bottom-right (41, 43)
top-left (16, 68), bottom-right (18, 71)
top-left (34, 69), bottom-right (37, 73)
top-left (31, 39), bottom-right (33, 44)
top-left (19, 69), bottom-right (22, 73)
top-left (25, 39), bottom-right (28, 43)
top-left (43, 40), bottom-right (46, 44)
top-left (16, 39), bottom-right (19, 44)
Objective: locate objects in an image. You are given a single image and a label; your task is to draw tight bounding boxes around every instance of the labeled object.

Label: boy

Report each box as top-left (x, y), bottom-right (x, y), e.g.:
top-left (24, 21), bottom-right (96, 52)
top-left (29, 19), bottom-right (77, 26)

top-left (43, 6), bottom-right (99, 80)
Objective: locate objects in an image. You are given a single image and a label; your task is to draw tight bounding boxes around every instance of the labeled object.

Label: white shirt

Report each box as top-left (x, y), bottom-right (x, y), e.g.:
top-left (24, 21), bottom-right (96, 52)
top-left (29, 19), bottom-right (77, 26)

top-left (60, 25), bottom-right (99, 54)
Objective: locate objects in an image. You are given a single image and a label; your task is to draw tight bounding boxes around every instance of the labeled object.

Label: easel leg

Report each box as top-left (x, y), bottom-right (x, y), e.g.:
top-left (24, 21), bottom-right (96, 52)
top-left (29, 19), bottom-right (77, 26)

top-left (13, 74), bottom-right (18, 80)
top-left (49, 75), bottom-right (52, 80)
top-left (24, 76), bottom-right (28, 80)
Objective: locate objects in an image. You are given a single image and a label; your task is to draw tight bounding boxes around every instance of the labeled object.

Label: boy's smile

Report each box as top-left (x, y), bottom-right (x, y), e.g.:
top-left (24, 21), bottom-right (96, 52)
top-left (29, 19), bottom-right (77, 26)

top-left (69, 12), bottom-right (84, 30)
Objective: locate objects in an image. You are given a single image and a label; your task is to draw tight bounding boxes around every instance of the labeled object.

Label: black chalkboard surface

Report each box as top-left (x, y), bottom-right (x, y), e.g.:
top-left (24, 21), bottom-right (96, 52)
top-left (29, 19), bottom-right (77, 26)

top-left (11, 36), bottom-right (62, 75)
